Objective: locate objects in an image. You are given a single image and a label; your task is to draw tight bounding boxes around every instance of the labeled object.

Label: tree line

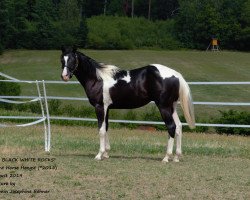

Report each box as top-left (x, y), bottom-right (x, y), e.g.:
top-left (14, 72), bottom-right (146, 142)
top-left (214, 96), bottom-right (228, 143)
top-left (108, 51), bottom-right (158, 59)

top-left (0, 0), bottom-right (249, 53)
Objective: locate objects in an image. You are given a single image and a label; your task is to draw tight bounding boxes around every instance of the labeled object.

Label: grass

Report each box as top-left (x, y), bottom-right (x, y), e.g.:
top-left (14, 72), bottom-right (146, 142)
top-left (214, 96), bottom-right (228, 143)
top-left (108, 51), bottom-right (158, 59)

top-left (0, 49), bottom-right (250, 121)
top-left (0, 50), bottom-right (249, 198)
top-left (0, 125), bottom-right (249, 199)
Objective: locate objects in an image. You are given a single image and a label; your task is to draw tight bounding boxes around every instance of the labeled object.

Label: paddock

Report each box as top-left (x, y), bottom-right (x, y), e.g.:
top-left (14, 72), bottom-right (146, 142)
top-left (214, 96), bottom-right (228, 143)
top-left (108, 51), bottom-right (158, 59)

top-left (0, 50), bottom-right (249, 199)
top-left (0, 125), bottom-right (249, 199)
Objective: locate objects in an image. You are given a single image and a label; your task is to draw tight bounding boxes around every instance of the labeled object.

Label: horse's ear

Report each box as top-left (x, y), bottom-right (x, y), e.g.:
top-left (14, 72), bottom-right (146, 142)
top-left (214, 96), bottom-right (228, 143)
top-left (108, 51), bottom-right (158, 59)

top-left (61, 45), bottom-right (66, 53)
top-left (72, 45), bottom-right (77, 53)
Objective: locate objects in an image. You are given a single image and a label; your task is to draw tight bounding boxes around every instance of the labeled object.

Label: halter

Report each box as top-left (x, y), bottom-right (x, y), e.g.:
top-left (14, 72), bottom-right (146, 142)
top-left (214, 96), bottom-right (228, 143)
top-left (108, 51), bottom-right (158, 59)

top-left (70, 54), bottom-right (79, 76)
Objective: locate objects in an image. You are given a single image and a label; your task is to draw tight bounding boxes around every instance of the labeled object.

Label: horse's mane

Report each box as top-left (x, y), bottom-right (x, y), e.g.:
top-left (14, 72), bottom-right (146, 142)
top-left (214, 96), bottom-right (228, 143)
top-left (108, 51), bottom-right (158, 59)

top-left (78, 51), bottom-right (120, 81)
top-left (96, 64), bottom-right (120, 81)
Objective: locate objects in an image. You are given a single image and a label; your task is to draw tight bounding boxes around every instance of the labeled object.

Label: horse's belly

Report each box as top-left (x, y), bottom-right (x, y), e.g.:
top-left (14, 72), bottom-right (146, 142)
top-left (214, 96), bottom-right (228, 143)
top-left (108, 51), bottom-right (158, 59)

top-left (110, 98), bottom-right (150, 109)
top-left (109, 87), bottom-right (150, 109)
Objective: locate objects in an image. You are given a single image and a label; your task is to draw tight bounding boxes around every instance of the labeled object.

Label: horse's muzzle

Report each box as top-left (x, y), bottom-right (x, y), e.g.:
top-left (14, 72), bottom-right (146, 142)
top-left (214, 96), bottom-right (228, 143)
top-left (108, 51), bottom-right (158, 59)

top-left (61, 75), bottom-right (70, 82)
top-left (61, 67), bottom-right (72, 82)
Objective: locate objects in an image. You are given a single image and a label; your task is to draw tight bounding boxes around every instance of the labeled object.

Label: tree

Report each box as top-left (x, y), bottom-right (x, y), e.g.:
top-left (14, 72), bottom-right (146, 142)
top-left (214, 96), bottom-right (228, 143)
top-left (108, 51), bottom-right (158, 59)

top-left (59, 0), bottom-right (80, 21)
top-left (175, 0), bottom-right (246, 50)
top-left (77, 18), bottom-right (88, 47)
top-left (0, 0), bottom-right (10, 53)
top-left (151, 0), bottom-right (179, 20)
top-left (80, 0), bottom-right (104, 18)
top-left (237, 0), bottom-right (250, 50)
top-left (148, 0), bottom-right (151, 20)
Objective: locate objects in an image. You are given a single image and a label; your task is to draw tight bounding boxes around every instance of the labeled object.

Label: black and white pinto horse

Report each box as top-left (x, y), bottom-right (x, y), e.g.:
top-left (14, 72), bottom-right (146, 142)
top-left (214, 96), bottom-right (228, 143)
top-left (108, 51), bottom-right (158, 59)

top-left (60, 47), bottom-right (195, 162)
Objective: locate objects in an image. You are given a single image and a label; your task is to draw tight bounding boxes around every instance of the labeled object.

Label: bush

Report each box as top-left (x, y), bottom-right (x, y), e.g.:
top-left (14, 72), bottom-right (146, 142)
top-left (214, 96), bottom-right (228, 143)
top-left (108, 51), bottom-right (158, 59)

top-left (30, 102), bottom-right (41, 114)
top-left (141, 106), bottom-right (165, 131)
top-left (48, 100), bottom-right (62, 115)
top-left (86, 16), bottom-right (180, 50)
top-left (121, 110), bottom-right (138, 129)
top-left (0, 43), bottom-right (3, 55)
top-left (213, 110), bottom-right (250, 136)
top-left (0, 78), bottom-right (21, 110)
top-left (179, 115), bottom-right (209, 133)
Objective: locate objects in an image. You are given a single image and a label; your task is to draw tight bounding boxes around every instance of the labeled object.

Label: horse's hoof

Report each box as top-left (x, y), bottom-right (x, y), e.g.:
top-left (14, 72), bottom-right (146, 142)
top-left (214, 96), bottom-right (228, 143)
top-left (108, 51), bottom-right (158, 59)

top-left (103, 152), bottom-right (109, 159)
top-left (173, 157), bottom-right (180, 162)
top-left (162, 157), bottom-right (169, 163)
top-left (94, 153), bottom-right (103, 161)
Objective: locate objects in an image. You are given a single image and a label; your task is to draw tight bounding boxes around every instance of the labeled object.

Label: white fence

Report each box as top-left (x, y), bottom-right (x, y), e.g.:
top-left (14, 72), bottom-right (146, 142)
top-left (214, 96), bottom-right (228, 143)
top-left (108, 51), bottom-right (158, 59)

top-left (0, 80), bottom-right (51, 152)
top-left (0, 78), bottom-right (250, 151)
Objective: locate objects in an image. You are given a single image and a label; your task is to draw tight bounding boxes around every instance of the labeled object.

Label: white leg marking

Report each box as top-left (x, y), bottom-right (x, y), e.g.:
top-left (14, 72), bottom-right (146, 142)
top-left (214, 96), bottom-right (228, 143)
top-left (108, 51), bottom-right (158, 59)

top-left (95, 120), bottom-right (106, 161)
top-left (167, 137), bottom-right (174, 155)
top-left (102, 133), bottom-right (111, 158)
top-left (95, 104), bottom-right (109, 161)
top-left (172, 104), bottom-right (182, 162)
top-left (105, 133), bottom-right (110, 151)
top-left (162, 137), bottom-right (174, 163)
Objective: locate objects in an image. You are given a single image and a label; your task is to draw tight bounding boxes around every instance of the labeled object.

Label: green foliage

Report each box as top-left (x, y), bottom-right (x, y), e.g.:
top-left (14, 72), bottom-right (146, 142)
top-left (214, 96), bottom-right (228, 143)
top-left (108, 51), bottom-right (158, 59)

top-left (236, 0), bottom-right (250, 50)
top-left (141, 106), bottom-right (165, 131)
top-left (87, 16), bottom-right (181, 50)
top-left (33, 17), bottom-right (59, 49)
top-left (0, 0), bottom-right (9, 52)
top-left (29, 102), bottom-right (41, 114)
top-left (176, 0), bottom-right (249, 50)
top-left (0, 0), bottom-right (249, 51)
top-left (179, 115), bottom-right (209, 133)
top-left (0, 77), bottom-right (21, 110)
top-left (49, 100), bottom-right (62, 115)
top-left (213, 110), bottom-right (250, 136)
top-left (0, 0), bottom-right (88, 50)
top-left (0, 44), bottom-right (3, 55)
top-left (121, 110), bottom-right (138, 129)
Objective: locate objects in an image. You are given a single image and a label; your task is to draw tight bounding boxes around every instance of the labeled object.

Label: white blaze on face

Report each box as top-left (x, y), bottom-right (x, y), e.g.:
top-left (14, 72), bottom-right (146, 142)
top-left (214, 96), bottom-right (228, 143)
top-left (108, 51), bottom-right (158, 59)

top-left (62, 56), bottom-right (69, 81)
top-left (62, 67), bottom-right (68, 77)
top-left (63, 56), bottom-right (69, 67)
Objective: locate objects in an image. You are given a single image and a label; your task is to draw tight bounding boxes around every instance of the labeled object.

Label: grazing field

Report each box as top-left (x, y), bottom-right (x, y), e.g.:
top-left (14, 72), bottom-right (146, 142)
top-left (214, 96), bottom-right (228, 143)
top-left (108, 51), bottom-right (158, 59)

top-left (0, 49), bottom-right (250, 120)
top-left (0, 50), bottom-right (249, 199)
top-left (0, 125), bottom-right (249, 200)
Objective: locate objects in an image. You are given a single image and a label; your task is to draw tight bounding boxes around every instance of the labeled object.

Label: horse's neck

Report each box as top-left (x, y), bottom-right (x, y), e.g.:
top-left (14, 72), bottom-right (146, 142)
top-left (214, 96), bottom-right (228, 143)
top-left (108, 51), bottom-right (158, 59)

top-left (75, 57), bottom-right (102, 100)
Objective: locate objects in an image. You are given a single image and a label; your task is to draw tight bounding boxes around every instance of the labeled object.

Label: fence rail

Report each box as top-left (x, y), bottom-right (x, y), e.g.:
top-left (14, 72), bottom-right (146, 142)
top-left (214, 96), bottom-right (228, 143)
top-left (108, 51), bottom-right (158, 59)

top-left (0, 79), bottom-right (250, 128)
top-left (1, 77), bottom-right (250, 151)
top-left (1, 95), bottom-right (250, 106)
top-left (1, 79), bottom-right (250, 85)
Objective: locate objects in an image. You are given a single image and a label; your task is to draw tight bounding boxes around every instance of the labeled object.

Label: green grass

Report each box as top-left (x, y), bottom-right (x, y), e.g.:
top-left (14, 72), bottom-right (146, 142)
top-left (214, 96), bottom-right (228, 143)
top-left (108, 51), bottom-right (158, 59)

top-left (0, 50), bottom-right (249, 199)
top-left (0, 125), bottom-right (249, 199)
top-left (1, 50), bottom-right (250, 122)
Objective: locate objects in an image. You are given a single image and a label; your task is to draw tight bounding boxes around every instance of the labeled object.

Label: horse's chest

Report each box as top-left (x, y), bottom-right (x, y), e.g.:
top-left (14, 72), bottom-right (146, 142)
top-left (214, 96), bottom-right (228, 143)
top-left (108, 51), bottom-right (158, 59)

top-left (102, 79), bottom-right (118, 105)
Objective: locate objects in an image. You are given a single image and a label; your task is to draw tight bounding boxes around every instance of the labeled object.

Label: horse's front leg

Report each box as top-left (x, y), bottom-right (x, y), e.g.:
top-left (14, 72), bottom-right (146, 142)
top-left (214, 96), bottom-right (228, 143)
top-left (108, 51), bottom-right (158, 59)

top-left (103, 108), bottom-right (110, 159)
top-left (95, 104), bottom-right (109, 160)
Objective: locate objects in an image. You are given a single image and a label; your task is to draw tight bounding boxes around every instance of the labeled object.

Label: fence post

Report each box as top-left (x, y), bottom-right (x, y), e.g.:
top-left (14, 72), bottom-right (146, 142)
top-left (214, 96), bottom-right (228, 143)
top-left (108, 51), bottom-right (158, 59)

top-left (42, 80), bottom-right (51, 152)
top-left (36, 80), bottom-right (48, 152)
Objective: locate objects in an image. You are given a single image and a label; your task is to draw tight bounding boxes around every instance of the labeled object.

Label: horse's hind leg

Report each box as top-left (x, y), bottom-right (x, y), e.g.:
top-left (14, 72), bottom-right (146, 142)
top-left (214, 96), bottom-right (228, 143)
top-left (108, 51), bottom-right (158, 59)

top-left (157, 106), bottom-right (176, 163)
top-left (172, 102), bottom-right (182, 162)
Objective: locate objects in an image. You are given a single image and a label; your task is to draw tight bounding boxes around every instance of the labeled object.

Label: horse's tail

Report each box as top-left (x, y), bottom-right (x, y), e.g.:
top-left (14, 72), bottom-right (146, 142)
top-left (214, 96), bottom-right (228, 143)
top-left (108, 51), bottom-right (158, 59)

top-left (178, 75), bottom-right (195, 129)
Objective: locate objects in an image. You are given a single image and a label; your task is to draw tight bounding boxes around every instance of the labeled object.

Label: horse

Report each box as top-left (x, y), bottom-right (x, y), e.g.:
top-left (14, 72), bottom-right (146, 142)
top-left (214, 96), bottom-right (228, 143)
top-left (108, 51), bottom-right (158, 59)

top-left (60, 46), bottom-right (195, 162)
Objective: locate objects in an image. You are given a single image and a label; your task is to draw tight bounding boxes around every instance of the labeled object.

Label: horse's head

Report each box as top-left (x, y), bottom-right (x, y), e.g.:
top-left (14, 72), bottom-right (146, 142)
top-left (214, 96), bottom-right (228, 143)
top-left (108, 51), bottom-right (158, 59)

top-left (60, 46), bottom-right (78, 82)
